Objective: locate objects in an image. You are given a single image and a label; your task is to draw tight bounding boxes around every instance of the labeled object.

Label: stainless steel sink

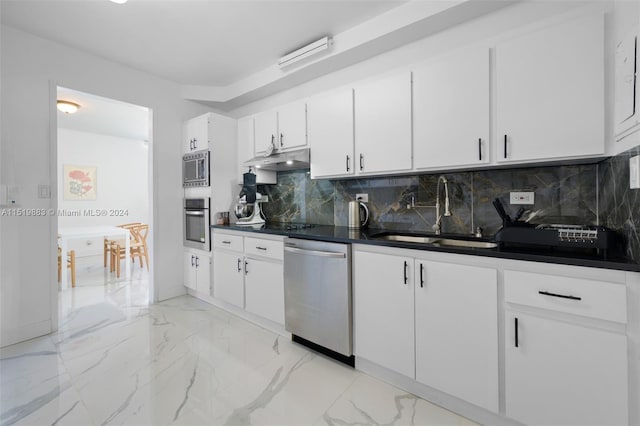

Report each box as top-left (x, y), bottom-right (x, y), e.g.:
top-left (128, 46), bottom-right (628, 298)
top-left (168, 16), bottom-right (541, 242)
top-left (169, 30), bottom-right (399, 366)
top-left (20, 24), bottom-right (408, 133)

top-left (371, 233), bottom-right (498, 249)
top-left (373, 234), bottom-right (442, 244)
top-left (431, 239), bottom-right (498, 249)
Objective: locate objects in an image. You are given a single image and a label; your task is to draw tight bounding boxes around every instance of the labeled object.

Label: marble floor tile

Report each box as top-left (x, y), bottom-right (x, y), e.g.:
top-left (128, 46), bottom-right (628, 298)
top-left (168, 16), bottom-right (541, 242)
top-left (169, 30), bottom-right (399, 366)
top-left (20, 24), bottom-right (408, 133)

top-left (1, 264), bottom-right (477, 426)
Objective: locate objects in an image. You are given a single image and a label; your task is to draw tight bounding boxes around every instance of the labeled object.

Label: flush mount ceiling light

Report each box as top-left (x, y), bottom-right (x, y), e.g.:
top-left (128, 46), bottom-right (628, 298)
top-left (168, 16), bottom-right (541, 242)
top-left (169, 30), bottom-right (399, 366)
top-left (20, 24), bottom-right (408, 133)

top-left (278, 36), bottom-right (332, 69)
top-left (109, 0), bottom-right (128, 3)
top-left (57, 100), bottom-right (80, 114)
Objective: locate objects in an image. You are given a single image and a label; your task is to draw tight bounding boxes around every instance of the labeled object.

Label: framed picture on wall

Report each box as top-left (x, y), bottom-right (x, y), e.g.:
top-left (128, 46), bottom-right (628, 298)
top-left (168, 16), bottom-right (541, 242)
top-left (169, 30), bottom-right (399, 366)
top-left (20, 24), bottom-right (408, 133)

top-left (63, 164), bottom-right (97, 200)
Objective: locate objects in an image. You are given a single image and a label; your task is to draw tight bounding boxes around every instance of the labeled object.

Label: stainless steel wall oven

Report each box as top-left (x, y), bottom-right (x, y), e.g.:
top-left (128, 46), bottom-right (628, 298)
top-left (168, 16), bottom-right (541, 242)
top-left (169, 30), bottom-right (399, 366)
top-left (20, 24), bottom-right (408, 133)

top-left (183, 198), bottom-right (210, 251)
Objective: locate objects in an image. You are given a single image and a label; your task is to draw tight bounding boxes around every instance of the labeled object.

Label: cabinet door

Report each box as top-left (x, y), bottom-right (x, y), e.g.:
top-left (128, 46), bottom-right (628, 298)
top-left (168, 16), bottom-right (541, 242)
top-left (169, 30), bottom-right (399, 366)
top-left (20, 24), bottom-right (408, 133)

top-left (190, 114), bottom-right (210, 152)
top-left (195, 254), bottom-right (211, 295)
top-left (181, 122), bottom-right (193, 154)
top-left (244, 258), bottom-right (284, 325)
top-left (237, 117), bottom-right (276, 184)
top-left (277, 102), bottom-right (307, 150)
top-left (413, 47), bottom-right (490, 170)
top-left (183, 251), bottom-right (197, 290)
top-left (495, 14), bottom-right (604, 163)
top-left (415, 261), bottom-right (498, 411)
top-left (308, 89), bottom-right (355, 178)
top-left (354, 72), bottom-right (412, 174)
top-left (213, 250), bottom-right (244, 308)
top-left (353, 250), bottom-right (414, 377)
top-left (505, 312), bottom-right (628, 426)
top-left (254, 110), bottom-right (278, 155)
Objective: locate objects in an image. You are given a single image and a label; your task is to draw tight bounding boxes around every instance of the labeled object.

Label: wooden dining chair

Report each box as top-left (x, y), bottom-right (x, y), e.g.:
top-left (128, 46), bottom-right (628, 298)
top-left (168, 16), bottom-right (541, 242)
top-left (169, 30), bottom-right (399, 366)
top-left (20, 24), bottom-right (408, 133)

top-left (58, 247), bottom-right (76, 287)
top-left (104, 222), bottom-right (142, 268)
top-left (111, 224), bottom-right (149, 278)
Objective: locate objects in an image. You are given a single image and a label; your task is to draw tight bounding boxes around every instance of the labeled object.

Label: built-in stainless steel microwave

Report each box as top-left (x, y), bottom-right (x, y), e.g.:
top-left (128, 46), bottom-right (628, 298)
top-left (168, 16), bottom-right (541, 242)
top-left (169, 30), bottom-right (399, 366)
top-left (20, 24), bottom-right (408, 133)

top-left (183, 150), bottom-right (209, 187)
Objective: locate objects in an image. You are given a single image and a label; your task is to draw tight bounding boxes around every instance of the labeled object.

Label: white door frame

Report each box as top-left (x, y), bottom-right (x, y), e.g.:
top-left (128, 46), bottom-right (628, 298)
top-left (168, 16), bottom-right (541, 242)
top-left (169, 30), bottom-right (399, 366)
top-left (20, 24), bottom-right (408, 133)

top-left (49, 81), bottom-right (156, 332)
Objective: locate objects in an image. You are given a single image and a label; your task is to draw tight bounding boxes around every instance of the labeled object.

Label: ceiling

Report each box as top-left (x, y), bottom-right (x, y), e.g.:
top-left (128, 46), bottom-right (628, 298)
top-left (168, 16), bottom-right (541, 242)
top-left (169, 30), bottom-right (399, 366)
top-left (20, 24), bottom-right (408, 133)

top-left (1, 0), bottom-right (405, 86)
top-left (3, 0), bottom-right (516, 110)
top-left (57, 87), bottom-right (150, 141)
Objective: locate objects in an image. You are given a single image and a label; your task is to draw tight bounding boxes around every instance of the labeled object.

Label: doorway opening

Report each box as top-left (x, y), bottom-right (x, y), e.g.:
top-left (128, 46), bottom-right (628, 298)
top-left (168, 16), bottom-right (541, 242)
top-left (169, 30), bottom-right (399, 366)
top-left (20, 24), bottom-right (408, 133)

top-left (55, 86), bottom-right (153, 315)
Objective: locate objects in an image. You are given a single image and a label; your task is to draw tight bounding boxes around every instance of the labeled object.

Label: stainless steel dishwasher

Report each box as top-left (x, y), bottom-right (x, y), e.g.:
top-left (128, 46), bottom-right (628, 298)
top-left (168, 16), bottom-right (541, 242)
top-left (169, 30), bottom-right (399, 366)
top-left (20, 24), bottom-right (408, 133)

top-left (284, 238), bottom-right (353, 365)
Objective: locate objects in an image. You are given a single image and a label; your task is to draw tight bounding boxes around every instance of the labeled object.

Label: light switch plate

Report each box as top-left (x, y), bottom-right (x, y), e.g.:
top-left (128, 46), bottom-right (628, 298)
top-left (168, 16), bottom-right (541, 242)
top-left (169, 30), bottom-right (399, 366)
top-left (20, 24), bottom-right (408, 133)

top-left (630, 155), bottom-right (640, 189)
top-left (510, 191), bottom-right (535, 205)
top-left (38, 184), bottom-right (51, 199)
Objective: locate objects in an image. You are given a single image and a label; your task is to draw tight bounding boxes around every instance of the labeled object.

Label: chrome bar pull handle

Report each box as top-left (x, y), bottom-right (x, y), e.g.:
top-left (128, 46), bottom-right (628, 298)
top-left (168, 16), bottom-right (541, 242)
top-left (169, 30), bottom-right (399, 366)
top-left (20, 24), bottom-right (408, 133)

top-left (403, 261), bottom-right (408, 285)
top-left (346, 155), bottom-right (350, 172)
top-left (419, 263), bottom-right (424, 288)
top-left (515, 317), bottom-right (519, 348)
top-left (359, 154), bottom-right (364, 171)
top-left (478, 138), bottom-right (482, 161)
top-left (237, 258), bottom-right (242, 272)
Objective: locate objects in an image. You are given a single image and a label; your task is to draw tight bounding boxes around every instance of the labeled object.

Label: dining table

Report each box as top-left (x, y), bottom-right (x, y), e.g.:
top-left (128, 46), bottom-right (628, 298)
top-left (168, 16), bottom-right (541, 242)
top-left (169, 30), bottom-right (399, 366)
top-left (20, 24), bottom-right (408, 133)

top-left (58, 225), bottom-right (131, 288)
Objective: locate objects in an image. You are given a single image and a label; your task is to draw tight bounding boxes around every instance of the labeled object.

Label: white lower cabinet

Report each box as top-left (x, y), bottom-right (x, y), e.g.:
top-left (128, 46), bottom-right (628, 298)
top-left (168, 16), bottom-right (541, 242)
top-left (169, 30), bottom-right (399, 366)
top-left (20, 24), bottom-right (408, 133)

top-left (354, 245), bottom-right (632, 425)
top-left (183, 249), bottom-right (211, 295)
top-left (354, 250), bottom-right (415, 378)
top-left (355, 248), bottom-right (499, 408)
top-left (504, 312), bottom-right (628, 426)
top-left (213, 250), bottom-right (244, 308)
top-left (244, 258), bottom-right (284, 324)
top-left (414, 260), bottom-right (498, 412)
top-left (212, 229), bottom-right (284, 326)
top-left (504, 269), bottom-right (629, 426)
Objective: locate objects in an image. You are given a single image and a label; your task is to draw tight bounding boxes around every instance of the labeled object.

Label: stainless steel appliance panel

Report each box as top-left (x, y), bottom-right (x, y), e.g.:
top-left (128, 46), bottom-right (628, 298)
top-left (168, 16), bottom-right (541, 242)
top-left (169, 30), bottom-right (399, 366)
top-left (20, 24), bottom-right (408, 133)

top-left (284, 238), bottom-right (352, 356)
top-left (183, 198), bottom-right (210, 251)
top-left (182, 150), bottom-right (210, 187)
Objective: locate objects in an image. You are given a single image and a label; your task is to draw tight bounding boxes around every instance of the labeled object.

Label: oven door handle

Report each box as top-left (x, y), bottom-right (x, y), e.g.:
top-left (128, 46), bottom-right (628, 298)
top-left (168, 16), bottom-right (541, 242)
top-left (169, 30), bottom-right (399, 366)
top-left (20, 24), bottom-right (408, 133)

top-left (284, 246), bottom-right (346, 258)
top-left (185, 211), bottom-right (205, 216)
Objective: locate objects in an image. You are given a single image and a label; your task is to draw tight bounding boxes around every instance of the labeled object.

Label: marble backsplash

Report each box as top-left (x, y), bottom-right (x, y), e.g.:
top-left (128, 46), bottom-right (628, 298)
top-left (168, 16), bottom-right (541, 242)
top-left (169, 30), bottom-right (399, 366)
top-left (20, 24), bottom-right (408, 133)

top-left (258, 150), bottom-right (639, 263)
top-left (598, 146), bottom-right (640, 263)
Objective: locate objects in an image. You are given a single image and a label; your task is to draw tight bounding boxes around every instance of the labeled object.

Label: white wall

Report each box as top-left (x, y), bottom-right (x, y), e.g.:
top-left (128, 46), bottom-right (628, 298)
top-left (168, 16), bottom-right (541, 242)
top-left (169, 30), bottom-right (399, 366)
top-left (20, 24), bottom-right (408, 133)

top-left (57, 128), bottom-right (149, 255)
top-left (0, 25), bottom-right (213, 347)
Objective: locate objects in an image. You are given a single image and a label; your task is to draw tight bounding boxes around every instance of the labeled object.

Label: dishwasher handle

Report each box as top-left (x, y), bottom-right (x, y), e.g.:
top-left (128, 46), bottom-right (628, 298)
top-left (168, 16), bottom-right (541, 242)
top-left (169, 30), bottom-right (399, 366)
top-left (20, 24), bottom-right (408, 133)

top-left (284, 245), bottom-right (346, 258)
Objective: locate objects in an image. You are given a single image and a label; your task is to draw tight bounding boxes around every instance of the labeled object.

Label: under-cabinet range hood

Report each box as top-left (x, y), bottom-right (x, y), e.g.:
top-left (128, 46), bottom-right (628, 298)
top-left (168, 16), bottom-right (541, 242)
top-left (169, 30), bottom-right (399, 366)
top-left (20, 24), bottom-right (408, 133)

top-left (243, 148), bottom-right (310, 171)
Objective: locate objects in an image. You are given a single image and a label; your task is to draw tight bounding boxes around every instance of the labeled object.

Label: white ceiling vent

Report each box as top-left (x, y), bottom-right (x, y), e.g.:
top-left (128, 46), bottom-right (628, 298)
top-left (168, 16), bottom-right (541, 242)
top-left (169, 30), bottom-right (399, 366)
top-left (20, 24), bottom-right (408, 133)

top-left (278, 36), bottom-right (332, 69)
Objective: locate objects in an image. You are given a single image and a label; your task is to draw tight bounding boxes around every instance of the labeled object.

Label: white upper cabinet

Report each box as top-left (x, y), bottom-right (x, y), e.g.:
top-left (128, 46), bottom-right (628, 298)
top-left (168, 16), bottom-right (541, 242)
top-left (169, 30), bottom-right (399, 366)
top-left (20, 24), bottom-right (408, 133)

top-left (308, 88), bottom-right (355, 178)
top-left (354, 72), bottom-right (412, 175)
top-left (277, 102), bottom-right (307, 150)
top-left (182, 114), bottom-right (210, 153)
top-left (254, 110), bottom-right (278, 156)
top-left (495, 13), bottom-right (604, 163)
top-left (237, 117), bottom-right (276, 185)
top-left (413, 47), bottom-right (490, 170)
top-left (254, 103), bottom-right (307, 156)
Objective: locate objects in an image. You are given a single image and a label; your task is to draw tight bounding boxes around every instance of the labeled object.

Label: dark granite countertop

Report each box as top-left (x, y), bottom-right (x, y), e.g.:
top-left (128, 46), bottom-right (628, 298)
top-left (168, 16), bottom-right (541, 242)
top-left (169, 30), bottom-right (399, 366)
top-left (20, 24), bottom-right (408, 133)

top-left (212, 223), bottom-right (640, 272)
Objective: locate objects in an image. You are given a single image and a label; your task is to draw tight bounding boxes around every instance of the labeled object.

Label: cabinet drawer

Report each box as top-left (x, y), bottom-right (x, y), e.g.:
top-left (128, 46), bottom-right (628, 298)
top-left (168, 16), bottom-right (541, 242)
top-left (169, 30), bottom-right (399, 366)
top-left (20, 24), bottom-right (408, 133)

top-left (244, 237), bottom-right (283, 261)
top-left (212, 233), bottom-right (243, 252)
top-left (504, 270), bottom-right (627, 323)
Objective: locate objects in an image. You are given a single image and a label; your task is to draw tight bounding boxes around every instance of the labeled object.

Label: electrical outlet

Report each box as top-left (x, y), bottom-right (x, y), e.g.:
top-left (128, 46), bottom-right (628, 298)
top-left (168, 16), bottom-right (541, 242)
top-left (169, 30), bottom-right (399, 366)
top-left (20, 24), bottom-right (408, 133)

top-left (356, 193), bottom-right (368, 202)
top-left (510, 191), bottom-right (535, 205)
top-left (630, 155), bottom-right (640, 189)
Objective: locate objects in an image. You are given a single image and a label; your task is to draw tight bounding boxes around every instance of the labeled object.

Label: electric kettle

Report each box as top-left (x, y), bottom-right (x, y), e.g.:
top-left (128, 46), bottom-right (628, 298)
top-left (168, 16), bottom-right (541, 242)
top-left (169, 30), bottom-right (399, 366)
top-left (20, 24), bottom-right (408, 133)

top-left (348, 200), bottom-right (369, 228)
